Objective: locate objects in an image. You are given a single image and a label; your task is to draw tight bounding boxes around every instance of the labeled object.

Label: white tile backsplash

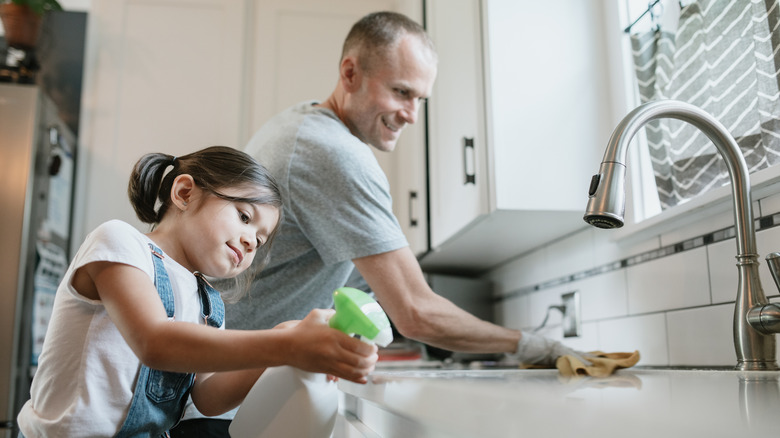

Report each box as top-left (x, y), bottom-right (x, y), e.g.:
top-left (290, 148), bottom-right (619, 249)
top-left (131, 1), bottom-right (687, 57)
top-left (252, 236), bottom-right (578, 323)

top-left (626, 247), bottom-right (711, 314)
top-left (708, 237), bottom-right (737, 304)
top-left (666, 304), bottom-right (734, 366)
top-left (486, 190), bottom-right (780, 367)
top-left (759, 190), bottom-right (780, 217)
top-left (757, 226), bottom-right (780, 299)
top-left (489, 249), bottom-right (546, 292)
top-left (494, 294), bottom-right (530, 330)
top-left (575, 270), bottom-right (628, 321)
top-left (592, 227), bottom-right (661, 265)
top-left (658, 202), bottom-right (749, 247)
top-left (543, 228), bottom-right (597, 276)
top-left (597, 313), bottom-right (668, 366)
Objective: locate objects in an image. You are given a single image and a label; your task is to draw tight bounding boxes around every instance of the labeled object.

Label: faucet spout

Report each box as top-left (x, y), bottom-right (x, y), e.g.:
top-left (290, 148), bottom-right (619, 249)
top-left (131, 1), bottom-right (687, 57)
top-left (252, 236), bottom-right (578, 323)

top-left (585, 100), bottom-right (778, 371)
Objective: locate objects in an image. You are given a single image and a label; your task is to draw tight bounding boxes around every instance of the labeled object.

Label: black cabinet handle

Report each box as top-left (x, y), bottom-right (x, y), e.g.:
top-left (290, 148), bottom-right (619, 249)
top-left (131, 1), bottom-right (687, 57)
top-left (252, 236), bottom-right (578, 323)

top-left (463, 137), bottom-right (475, 185)
top-left (408, 190), bottom-right (419, 227)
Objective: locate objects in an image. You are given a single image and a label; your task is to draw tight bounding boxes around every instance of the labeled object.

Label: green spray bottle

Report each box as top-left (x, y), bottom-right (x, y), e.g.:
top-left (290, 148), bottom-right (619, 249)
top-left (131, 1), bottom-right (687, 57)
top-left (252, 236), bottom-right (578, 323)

top-left (328, 287), bottom-right (393, 347)
top-left (230, 287), bottom-right (393, 438)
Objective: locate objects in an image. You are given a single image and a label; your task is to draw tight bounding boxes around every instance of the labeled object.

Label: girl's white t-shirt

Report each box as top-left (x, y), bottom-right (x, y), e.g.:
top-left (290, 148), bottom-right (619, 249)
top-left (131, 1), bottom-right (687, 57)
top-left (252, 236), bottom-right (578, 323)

top-left (18, 220), bottom-right (211, 437)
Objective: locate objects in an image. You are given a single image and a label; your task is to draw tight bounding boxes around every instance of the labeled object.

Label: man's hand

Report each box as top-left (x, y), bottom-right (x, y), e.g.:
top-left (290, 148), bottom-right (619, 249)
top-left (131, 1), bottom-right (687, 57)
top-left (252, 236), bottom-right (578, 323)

top-left (508, 331), bottom-right (590, 367)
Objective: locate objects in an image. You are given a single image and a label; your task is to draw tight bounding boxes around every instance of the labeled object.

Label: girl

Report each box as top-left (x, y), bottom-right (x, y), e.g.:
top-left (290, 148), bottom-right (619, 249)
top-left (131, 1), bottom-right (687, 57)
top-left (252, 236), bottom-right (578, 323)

top-left (17, 146), bottom-right (378, 437)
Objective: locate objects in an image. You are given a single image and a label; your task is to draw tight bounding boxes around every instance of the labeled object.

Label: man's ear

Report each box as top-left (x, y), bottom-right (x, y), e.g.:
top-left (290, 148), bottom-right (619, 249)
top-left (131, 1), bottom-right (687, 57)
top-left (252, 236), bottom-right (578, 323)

top-left (340, 55), bottom-right (362, 92)
top-left (171, 174), bottom-right (196, 210)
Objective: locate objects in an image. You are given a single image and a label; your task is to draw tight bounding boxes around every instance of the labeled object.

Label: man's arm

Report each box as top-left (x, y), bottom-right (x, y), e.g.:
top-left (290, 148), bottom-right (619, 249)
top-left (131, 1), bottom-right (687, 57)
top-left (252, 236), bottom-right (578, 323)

top-left (353, 246), bottom-right (522, 354)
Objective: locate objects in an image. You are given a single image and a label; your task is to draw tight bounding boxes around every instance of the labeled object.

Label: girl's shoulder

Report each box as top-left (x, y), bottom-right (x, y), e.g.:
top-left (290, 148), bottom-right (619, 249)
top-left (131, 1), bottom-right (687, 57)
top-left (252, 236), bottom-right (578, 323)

top-left (76, 220), bottom-right (152, 268)
top-left (89, 220), bottom-right (147, 244)
top-left (95, 219), bottom-right (142, 234)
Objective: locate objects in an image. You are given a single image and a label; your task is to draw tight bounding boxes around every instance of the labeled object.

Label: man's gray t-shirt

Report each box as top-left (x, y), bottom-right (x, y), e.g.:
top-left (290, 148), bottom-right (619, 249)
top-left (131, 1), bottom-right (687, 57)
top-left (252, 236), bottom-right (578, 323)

top-left (226, 101), bottom-right (408, 330)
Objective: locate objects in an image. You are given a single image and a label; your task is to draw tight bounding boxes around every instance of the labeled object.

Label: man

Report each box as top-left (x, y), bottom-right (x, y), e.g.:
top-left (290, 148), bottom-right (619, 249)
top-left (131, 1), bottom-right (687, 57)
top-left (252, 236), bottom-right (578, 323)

top-left (173, 11), bottom-right (582, 437)
top-left (236, 9), bottom-right (581, 372)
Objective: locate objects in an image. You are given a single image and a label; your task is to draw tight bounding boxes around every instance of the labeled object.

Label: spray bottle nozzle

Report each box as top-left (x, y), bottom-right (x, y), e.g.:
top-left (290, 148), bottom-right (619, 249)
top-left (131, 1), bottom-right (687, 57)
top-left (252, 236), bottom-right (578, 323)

top-left (328, 287), bottom-right (393, 347)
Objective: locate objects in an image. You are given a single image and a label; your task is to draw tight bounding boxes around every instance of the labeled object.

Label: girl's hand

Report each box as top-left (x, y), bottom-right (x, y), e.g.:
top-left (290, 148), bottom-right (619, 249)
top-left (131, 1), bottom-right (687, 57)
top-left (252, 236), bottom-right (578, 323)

top-left (273, 320), bottom-right (300, 330)
top-left (285, 309), bottom-right (378, 384)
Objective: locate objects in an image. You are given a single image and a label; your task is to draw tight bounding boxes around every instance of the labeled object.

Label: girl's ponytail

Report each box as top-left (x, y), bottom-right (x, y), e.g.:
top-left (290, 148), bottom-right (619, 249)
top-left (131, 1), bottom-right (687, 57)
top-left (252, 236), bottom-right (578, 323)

top-left (128, 152), bottom-right (175, 224)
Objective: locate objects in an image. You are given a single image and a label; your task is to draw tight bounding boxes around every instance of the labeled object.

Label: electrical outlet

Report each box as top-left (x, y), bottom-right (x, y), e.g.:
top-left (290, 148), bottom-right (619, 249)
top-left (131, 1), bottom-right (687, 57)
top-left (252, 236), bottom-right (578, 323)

top-left (561, 291), bottom-right (581, 338)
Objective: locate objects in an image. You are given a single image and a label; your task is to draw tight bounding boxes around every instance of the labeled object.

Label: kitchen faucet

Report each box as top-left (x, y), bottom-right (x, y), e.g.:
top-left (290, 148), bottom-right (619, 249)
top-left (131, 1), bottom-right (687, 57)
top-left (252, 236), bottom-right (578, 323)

top-left (583, 100), bottom-right (780, 371)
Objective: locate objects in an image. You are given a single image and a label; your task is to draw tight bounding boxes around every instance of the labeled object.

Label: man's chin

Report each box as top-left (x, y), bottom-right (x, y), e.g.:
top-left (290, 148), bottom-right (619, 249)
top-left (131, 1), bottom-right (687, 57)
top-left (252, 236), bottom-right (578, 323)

top-left (378, 144), bottom-right (398, 152)
top-left (368, 140), bottom-right (397, 152)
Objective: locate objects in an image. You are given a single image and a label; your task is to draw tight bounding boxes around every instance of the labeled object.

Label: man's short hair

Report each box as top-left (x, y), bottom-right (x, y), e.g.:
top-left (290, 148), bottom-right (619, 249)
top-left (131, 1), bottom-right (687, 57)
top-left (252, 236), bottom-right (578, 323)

top-left (341, 11), bottom-right (436, 73)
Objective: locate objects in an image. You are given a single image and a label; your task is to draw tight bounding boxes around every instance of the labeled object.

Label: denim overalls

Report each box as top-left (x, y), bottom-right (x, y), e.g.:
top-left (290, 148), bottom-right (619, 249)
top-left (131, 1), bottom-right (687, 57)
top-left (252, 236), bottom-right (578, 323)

top-left (114, 243), bottom-right (225, 438)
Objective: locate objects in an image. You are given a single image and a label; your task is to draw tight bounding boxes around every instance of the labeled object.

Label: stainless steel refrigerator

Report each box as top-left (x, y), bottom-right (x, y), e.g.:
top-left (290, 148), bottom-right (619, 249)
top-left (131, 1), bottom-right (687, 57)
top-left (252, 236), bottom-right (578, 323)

top-left (0, 83), bottom-right (77, 437)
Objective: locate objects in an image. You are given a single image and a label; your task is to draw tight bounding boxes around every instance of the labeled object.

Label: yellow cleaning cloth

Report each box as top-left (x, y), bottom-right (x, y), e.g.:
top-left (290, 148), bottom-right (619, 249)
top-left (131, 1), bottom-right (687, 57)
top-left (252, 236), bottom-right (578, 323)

top-left (556, 351), bottom-right (640, 377)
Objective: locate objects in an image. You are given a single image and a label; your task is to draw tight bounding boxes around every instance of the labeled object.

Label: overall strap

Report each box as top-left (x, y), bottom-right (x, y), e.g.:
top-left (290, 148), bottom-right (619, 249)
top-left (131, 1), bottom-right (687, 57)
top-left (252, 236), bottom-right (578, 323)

top-left (114, 244), bottom-right (192, 438)
top-left (148, 243), bottom-right (175, 319)
top-left (194, 273), bottom-right (225, 328)
top-left (148, 243), bottom-right (224, 327)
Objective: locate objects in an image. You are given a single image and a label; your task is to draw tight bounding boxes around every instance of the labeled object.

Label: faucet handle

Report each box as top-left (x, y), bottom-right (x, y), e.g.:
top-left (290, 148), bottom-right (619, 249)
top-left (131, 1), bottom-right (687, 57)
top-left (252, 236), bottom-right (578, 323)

top-left (765, 252), bottom-right (780, 293)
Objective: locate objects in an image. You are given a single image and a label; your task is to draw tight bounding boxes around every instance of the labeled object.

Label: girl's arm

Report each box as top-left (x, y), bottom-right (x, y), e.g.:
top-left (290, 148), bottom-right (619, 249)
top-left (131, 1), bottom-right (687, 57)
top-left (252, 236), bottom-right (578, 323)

top-left (188, 319), bottom-right (320, 415)
top-left (188, 314), bottom-right (350, 416)
top-left (190, 369), bottom-right (266, 416)
top-left (79, 261), bottom-right (377, 385)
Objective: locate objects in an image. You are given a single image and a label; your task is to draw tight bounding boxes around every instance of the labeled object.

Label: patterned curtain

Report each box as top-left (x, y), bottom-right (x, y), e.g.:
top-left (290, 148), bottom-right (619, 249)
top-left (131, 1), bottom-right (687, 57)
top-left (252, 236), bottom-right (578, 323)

top-left (630, 0), bottom-right (780, 209)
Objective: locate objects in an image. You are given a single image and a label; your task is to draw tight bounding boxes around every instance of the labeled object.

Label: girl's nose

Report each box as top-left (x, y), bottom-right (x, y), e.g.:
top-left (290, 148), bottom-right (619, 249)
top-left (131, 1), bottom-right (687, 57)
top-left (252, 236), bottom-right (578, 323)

top-left (241, 233), bottom-right (257, 252)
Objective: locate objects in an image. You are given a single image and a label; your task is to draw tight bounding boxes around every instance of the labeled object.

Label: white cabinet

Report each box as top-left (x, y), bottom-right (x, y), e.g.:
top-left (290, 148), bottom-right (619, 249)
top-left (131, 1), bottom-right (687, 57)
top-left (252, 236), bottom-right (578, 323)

top-left (419, 0), bottom-right (613, 272)
top-left (425, 0), bottom-right (489, 253)
top-left (385, 113), bottom-right (429, 256)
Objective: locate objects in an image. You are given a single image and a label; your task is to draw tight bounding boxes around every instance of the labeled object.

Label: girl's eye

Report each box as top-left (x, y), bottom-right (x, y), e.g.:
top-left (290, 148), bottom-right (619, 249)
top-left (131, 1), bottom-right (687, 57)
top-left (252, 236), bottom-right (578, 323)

top-left (395, 88), bottom-right (409, 97)
top-left (239, 211), bottom-right (251, 224)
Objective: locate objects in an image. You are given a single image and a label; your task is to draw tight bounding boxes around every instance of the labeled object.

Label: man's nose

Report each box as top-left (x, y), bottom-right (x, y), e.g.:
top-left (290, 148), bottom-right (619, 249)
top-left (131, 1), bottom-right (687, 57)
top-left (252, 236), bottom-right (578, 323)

top-left (399, 100), bottom-right (420, 124)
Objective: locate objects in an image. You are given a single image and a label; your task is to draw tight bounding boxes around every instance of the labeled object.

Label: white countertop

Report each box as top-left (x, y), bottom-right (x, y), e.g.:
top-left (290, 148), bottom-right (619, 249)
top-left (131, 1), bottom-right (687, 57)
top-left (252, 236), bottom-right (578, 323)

top-left (338, 367), bottom-right (780, 437)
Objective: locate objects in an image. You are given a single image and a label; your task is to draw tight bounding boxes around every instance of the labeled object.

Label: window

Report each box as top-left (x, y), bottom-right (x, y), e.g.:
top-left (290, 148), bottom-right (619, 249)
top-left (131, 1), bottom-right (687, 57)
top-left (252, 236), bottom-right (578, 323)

top-left (619, 0), bottom-right (780, 229)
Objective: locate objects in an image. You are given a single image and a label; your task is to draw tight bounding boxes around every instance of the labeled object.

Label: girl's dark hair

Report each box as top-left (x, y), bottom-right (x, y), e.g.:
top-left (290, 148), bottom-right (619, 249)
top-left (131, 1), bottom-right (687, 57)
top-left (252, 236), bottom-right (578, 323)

top-left (128, 145), bottom-right (283, 302)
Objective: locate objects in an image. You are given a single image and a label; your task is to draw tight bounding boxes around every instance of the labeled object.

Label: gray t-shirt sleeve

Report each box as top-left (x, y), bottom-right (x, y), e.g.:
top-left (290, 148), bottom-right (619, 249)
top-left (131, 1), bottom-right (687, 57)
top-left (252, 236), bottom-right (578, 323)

top-left (288, 114), bottom-right (408, 264)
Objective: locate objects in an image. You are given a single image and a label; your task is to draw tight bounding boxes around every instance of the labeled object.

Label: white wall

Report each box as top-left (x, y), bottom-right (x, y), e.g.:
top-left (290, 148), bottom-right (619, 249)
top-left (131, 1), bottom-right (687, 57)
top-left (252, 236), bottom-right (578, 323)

top-left (486, 188), bottom-right (780, 367)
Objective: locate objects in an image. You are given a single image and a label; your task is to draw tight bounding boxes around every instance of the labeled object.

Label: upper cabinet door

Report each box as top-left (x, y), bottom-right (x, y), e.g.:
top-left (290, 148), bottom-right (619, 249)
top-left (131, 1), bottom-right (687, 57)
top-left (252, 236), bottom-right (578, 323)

top-left (387, 2), bottom-right (428, 256)
top-left (420, 0), bottom-right (611, 272)
top-left (425, 0), bottom-right (490, 251)
top-left (388, 91), bottom-right (429, 256)
top-left (484, 0), bottom-right (610, 212)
